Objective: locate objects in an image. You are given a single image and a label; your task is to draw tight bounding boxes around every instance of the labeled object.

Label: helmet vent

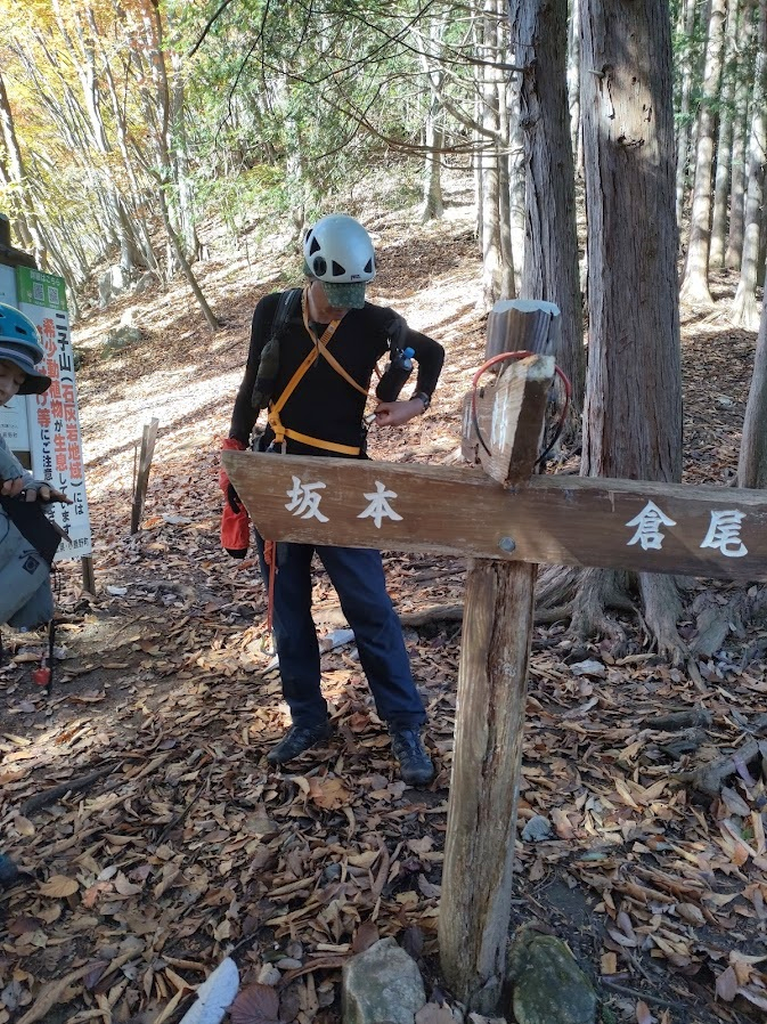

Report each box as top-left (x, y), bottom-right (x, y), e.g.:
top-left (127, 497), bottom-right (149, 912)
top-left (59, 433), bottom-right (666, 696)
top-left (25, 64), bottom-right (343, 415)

top-left (308, 233), bottom-right (320, 255)
top-left (364, 258), bottom-right (374, 274)
top-left (331, 260), bottom-right (346, 278)
top-left (312, 256), bottom-right (327, 277)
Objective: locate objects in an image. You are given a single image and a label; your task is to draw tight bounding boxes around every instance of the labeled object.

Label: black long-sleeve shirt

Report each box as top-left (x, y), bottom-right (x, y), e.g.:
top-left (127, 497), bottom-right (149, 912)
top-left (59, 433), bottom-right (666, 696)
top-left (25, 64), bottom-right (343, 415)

top-left (229, 291), bottom-right (445, 455)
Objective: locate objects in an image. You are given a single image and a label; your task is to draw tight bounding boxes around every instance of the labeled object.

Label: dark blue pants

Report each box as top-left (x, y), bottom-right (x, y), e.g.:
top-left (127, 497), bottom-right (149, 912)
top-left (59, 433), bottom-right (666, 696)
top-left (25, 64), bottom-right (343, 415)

top-left (257, 538), bottom-right (426, 730)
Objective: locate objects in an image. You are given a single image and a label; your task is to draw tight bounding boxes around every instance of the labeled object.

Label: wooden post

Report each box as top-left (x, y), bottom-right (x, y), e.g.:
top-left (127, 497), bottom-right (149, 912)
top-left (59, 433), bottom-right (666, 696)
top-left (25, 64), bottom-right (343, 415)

top-left (80, 556), bottom-right (96, 594)
top-left (439, 558), bottom-right (536, 1010)
top-left (439, 306), bottom-right (557, 1011)
top-left (485, 298), bottom-right (561, 361)
top-left (130, 418), bottom-right (159, 534)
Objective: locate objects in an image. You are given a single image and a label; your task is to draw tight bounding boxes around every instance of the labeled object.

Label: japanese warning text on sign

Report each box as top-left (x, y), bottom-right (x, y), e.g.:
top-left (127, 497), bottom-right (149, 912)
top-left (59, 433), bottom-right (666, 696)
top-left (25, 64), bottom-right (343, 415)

top-left (16, 266), bottom-right (92, 559)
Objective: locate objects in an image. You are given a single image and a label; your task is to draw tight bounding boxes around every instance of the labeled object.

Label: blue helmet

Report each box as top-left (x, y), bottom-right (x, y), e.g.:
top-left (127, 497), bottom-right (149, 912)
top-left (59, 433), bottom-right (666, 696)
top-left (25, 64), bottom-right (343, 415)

top-left (0, 303), bottom-right (51, 395)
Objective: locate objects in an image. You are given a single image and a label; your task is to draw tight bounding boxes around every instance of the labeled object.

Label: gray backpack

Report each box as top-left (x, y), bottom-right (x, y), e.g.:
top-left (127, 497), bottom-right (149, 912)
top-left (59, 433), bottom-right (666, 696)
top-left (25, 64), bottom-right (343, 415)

top-left (0, 499), bottom-right (58, 630)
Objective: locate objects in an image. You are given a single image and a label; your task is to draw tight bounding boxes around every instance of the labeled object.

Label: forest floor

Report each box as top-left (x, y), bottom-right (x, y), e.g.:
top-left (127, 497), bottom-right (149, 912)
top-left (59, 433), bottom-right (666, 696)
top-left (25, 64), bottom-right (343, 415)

top-left (1, 188), bottom-right (767, 1024)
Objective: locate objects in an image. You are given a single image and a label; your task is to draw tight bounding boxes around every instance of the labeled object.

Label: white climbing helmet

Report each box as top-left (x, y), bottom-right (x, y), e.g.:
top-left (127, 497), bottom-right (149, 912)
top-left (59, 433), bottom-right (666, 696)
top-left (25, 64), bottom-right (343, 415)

top-left (302, 214), bottom-right (376, 309)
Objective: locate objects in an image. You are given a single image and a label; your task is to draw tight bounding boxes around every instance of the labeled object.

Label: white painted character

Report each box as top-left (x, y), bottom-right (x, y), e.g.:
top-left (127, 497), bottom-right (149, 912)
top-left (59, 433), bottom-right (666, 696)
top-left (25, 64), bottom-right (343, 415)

top-left (357, 480), bottom-right (403, 529)
top-left (700, 509), bottom-right (747, 558)
top-left (625, 500), bottom-right (677, 551)
top-left (285, 476), bottom-right (329, 522)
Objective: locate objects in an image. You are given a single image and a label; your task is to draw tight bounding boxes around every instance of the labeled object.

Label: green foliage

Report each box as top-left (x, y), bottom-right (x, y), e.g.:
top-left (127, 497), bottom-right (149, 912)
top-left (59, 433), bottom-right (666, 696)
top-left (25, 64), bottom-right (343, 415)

top-left (175, 0), bottom-right (474, 218)
top-left (193, 164), bottom-right (292, 240)
top-left (1, 0), bottom-right (495, 287)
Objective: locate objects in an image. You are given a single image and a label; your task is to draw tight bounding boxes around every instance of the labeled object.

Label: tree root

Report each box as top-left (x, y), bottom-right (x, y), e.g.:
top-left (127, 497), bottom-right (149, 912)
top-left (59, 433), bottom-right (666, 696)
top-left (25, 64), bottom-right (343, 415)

top-left (536, 564), bottom-right (580, 609)
top-left (534, 603), bottom-right (573, 624)
top-left (675, 738), bottom-right (767, 797)
top-left (401, 571), bottom-right (767, 676)
top-left (640, 709), bottom-right (713, 731)
top-left (21, 763), bottom-right (118, 816)
top-left (399, 604), bottom-right (464, 627)
top-left (689, 598), bottom-right (732, 658)
top-left (638, 573), bottom-right (687, 666)
top-left (570, 568), bottom-right (634, 644)
top-left (654, 728), bottom-right (709, 759)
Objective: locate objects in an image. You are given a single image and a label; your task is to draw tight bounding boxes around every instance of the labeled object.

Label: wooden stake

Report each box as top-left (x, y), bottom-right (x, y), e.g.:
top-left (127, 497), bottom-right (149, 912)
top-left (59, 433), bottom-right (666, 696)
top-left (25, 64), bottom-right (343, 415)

top-left (439, 558), bottom-right (536, 1011)
top-left (130, 418), bottom-right (159, 534)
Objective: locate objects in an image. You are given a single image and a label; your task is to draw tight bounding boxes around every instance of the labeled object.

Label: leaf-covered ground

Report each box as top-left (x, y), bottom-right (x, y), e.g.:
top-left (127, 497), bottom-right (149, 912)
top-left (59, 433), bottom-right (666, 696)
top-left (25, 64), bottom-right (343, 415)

top-left (1, 197), bottom-right (766, 1024)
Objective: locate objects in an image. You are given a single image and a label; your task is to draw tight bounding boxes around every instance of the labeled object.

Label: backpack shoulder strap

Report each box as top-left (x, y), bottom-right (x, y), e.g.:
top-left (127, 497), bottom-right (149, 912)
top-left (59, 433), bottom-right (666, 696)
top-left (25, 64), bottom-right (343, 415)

top-left (251, 288), bottom-right (303, 410)
top-left (272, 287), bottom-right (302, 340)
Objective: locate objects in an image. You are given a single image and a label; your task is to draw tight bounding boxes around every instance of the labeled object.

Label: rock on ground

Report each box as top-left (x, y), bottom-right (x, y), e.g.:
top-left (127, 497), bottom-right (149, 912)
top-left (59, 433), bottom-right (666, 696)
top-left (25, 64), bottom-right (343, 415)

top-left (342, 937), bottom-right (426, 1024)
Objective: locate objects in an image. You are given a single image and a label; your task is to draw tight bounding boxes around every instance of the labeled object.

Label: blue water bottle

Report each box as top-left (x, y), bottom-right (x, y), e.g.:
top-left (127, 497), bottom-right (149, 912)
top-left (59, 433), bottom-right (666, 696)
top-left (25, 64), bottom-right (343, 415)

top-left (376, 346), bottom-right (415, 402)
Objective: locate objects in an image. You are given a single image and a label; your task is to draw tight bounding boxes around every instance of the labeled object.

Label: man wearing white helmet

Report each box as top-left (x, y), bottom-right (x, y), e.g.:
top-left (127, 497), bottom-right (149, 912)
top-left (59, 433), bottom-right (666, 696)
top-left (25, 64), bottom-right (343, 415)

top-left (224, 214), bottom-right (444, 786)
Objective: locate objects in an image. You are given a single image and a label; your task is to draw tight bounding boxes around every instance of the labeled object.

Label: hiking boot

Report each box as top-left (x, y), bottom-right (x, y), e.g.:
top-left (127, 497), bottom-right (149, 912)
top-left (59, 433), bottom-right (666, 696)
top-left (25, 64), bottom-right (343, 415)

top-left (266, 723), bottom-right (332, 765)
top-left (390, 728), bottom-right (435, 787)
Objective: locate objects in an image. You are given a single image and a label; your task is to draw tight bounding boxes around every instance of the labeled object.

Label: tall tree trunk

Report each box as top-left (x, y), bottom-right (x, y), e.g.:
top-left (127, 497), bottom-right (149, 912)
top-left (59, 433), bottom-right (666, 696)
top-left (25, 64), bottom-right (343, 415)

top-left (155, 183), bottom-right (220, 330)
top-left (497, 129), bottom-right (515, 300)
top-left (508, 0), bottom-right (585, 413)
top-left (421, 97), bottom-right (445, 223)
top-left (169, 47), bottom-right (200, 260)
top-left (760, 183), bottom-right (767, 286)
top-left (508, 88), bottom-right (526, 293)
top-left (725, 45), bottom-right (751, 272)
top-left (99, 50), bottom-right (161, 274)
top-left (710, 0), bottom-right (739, 268)
top-left (478, 0), bottom-right (512, 307)
top-left (674, 0), bottom-right (701, 225)
top-left (567, 0), bottom-right (582, 171)
top-left (732, 0), bottom-right (767, 329)
top-left (417, 14), bottom-right (449, 224)
top-left (738, 261), bottom-right (767, 486)
top-left (135, 0), bottom-right (217, 325)
top-left (53, 0), bottom-right (146, 275)
top-left (579, 0), bottom-right (684, 660)
top-left (680, 0), bottom-right (728, 305)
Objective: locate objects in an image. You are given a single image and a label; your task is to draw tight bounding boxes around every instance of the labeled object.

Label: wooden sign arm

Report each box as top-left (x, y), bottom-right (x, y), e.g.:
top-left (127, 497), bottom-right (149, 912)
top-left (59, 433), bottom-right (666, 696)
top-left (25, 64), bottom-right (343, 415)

top-left (222, 451), bottom-right (767, 582)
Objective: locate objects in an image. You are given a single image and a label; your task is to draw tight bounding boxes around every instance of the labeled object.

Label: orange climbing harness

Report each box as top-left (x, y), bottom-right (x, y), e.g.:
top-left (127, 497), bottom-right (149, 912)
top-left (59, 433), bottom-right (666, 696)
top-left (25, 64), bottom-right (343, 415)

top-left (266, 286), bottom-right (369, 457)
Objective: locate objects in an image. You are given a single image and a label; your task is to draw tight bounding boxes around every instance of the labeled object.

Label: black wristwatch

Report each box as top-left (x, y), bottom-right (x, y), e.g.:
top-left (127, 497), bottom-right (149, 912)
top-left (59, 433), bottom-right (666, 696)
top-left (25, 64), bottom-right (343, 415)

top-left (412, 391), bottom-right (431, 412)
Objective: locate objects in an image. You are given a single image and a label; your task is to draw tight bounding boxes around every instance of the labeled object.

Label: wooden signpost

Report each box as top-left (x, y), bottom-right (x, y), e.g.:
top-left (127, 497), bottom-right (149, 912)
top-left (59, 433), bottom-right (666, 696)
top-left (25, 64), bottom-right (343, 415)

top-left (223, 304), bottom-right (767, 1013)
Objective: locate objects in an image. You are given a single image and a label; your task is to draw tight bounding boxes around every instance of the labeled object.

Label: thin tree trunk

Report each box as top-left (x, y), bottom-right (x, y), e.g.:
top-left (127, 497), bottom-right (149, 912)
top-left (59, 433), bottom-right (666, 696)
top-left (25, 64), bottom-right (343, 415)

top-left (421, 101), bottom-right (445, 223)
top-left (478, 0), bottom-right (509, 307)
top-left (508, 0), bottom-right (585, 412)
top-left (710, 1), bottom-right (739, 269)
top-left (508, 87), bottom-right (526, 293)
top-left (732, 0), bottom-right (767, 329)
top-left (567, 0), bottom-right (582, 170)
top-left (0, 71), bottom-right (46, 263)
top-left (497, 134), bottom-right (515, 300)
top-left (417, 14), bottom-right (449, 224)
top-left (738, 270), bottom-right (767, 486)
top-left (726, 56), bottom-right (751, 271)
top-left (680, 0), bottom-right (728, 305)
top-left (156, 184), bottom-right (220, 330)
top-left (675, 0), bottom-right (701, 226)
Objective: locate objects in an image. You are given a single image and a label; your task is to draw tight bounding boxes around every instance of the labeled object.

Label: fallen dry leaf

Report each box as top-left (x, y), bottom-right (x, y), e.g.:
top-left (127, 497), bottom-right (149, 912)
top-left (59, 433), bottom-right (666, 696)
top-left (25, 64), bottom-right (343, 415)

top-left (38, 875), bottom-right (79, 898)
top-left (229, 983), bottom-right (280, 1024)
